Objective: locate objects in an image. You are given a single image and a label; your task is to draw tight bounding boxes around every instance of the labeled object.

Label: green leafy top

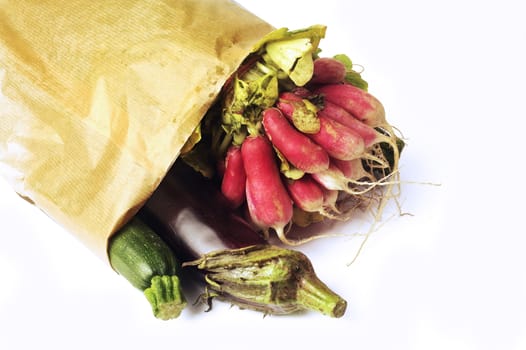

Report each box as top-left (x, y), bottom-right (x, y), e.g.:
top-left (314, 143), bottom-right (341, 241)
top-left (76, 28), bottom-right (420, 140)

top-left (221, 26), bottom-right (327, 141)
top-left (333, 54), bottom-right (369, 91)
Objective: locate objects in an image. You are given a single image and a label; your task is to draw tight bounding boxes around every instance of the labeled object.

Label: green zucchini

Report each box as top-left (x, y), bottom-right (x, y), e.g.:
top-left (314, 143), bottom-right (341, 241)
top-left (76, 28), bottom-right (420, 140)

top-left (108, 217), bottom-right (186, 320)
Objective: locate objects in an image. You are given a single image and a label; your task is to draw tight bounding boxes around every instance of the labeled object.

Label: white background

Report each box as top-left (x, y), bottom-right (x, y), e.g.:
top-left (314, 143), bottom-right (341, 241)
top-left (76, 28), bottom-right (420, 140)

top-left (1, 1), bottom-right (525, 349)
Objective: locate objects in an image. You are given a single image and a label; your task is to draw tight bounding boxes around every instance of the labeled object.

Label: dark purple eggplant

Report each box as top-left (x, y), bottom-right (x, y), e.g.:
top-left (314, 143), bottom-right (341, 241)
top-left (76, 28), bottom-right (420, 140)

top-left (138, 161), bottom-right (347, 318)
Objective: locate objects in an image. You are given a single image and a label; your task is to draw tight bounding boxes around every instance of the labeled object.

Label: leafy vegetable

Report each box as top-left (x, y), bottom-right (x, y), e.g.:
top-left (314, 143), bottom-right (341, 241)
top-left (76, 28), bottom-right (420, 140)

top-left (265, 38), bottom-right (315, 86)
top-left (333, 54), bottom-right (369, 90)
top-left (252, 25), bottom-right (327, 56)
top-left (222, 72), bottom-right (279, 145)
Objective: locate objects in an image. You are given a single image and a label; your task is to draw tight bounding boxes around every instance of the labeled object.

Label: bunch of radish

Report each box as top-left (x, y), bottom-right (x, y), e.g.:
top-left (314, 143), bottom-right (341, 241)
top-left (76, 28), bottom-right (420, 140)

top-left (181, 28), bottom-right (404, 245)
top-left (209, 55), bottom-right (402, 245)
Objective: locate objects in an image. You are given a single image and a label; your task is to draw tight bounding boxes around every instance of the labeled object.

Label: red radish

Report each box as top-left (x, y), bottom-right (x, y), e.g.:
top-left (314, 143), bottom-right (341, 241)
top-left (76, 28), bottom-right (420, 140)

top-left (332, 158), bottom-right (375, 183)
top-left (286, 175), bottom-right (347, 221)
top-left (276, 92), bottom-right (301, 118)
top-left (241, 135), bottom-right (294, 243)
top-left (315, 83), bottom-right (386, 127)
top-left (309, 57), bottom-right (346, 85)
top-left (286, 175), bottom-right (325, 213)
top-left (331, 157), bottom-right (387, 197)
top-left (262, 108), bottom-right (329, 174)
top-left (277, 91), bottom-right (316, 117)
top-left (331, 158), bottom-right (354, 178)
top-left (311, 163), bottom-right (366, 195)
top-left (311, 163), bottom-right (348, 191)
top-left (291, 87), bottom-right (313, 98)
top-left (312, 161), bottom-right (390, 196)
top-left (221, 145), bottom-right (246, 208)
top-left (308, 115), bottom-right (365, 161)
top-left (285, 174), bottom-right (354, 225)
top-left (318, 101), bottom-right (378, 147)
top-left (318, 100), bottom-right (402, 182)
top-left (278, 91), bottom-right (304, 105)
top-left (277, 91), bottom-right (366, 161)
top-left (279, 90), bottom-right (393, 159)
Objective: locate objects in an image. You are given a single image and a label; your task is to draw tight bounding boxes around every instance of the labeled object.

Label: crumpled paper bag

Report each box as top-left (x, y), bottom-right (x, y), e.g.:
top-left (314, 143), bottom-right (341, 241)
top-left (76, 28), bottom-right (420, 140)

top-left (0, 0), bottom-right (274, 262)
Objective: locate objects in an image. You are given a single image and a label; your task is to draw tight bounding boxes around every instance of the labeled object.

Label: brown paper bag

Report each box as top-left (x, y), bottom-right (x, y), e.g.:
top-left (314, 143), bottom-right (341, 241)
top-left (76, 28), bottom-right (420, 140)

top-left (0, 0), bottom-right (274, 262)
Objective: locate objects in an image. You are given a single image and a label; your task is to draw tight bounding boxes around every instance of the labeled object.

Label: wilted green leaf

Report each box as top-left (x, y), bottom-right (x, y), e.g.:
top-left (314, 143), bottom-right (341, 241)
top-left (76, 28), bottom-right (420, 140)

top-left (289, 99), bottom-right (320, 134)
top-left (274, 148), bottom-right (304, 180)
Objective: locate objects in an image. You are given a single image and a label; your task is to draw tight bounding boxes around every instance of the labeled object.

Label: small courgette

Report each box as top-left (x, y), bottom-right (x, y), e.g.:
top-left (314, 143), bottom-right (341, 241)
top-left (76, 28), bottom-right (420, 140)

top-left (108, 217), bottom-right (186, 320)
